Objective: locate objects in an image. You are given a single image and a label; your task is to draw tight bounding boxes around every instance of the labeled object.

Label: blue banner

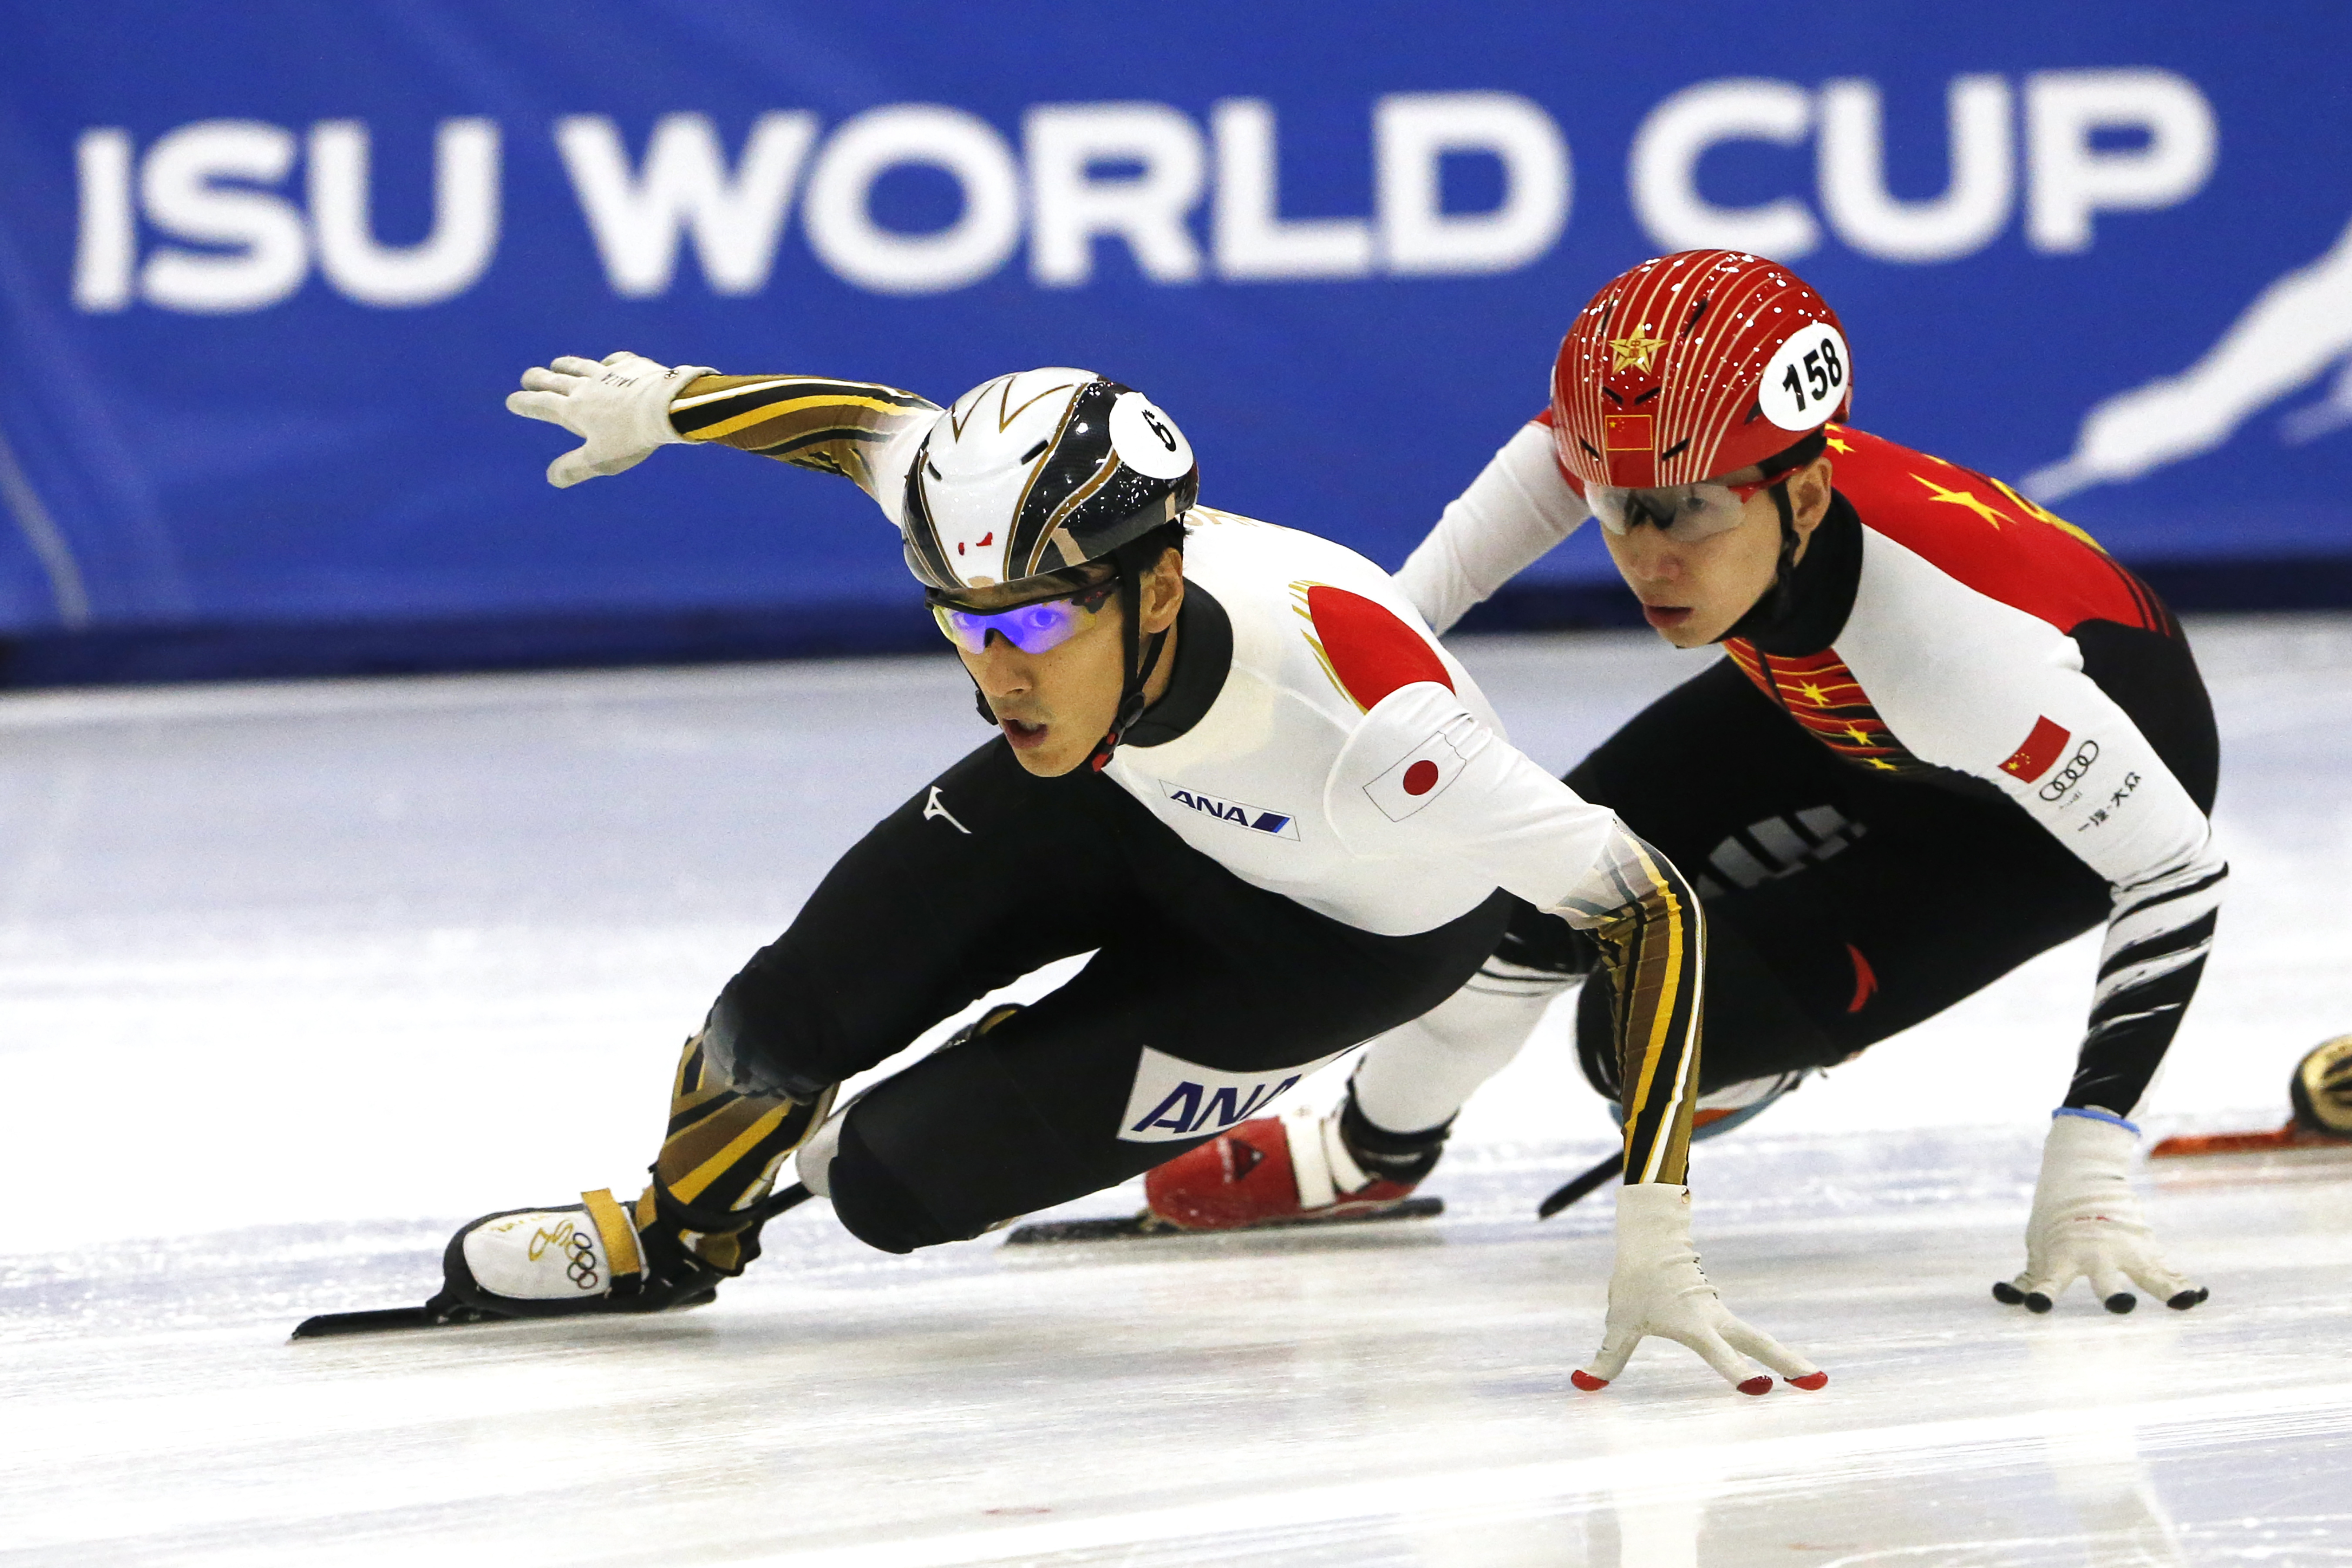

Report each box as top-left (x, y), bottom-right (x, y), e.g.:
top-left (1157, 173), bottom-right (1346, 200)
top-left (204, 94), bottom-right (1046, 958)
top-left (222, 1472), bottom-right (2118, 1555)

top-left (3, 2), bottom-right (2349, 669)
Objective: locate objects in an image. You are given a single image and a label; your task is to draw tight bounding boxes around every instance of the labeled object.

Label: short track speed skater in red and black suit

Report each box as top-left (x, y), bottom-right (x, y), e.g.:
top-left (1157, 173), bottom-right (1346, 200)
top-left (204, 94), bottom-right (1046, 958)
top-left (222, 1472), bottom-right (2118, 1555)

top-left (1149, 250), bottom-right (2233, 1331)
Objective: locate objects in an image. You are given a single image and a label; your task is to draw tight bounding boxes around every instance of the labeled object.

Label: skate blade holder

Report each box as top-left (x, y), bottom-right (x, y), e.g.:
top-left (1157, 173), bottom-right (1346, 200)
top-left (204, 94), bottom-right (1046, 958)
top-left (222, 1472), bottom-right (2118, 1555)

top-left (1001, 1195), bottom-right (1442, 1246)
top-left (2150, 1121), bottom-right (2352, 1157)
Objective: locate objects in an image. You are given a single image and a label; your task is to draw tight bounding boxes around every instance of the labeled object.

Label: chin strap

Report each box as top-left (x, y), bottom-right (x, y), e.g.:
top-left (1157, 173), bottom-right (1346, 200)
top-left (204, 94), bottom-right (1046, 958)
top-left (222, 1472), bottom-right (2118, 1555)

top-left (1763, 484), bottom-right (1803, 620)
top-left (1720, 430), bottom-right (1830, 638)
top-left (1086, 560), bottom-right (1171, 772)
top-left (954, 556), bottom-right (1172, 763)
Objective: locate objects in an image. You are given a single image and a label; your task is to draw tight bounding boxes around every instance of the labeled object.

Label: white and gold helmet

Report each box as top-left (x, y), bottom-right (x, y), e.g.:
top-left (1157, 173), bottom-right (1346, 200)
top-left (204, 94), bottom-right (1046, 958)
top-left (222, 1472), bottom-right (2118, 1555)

top-left (901, 368), bottom-right (1198, 594)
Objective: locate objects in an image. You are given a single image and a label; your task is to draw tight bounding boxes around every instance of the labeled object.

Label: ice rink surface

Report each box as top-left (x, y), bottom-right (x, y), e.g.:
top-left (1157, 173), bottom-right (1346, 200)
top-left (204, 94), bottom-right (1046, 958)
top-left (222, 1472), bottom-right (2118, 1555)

top-left (3, 617), bottom-right (2350, 1565)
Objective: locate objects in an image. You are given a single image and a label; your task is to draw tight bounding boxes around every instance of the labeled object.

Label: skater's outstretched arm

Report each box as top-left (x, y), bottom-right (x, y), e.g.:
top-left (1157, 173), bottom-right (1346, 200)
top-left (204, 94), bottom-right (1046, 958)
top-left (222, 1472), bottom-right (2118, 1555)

top-left (667, 372), bottom-right (940, 515)
top-left (505, 351), bottom-right (939, 517)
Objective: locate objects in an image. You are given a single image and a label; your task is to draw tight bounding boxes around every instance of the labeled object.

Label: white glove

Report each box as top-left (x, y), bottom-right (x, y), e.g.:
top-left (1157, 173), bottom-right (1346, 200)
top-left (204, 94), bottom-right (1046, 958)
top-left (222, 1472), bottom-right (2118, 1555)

top-left (1573, 1182), bottom-right (1825, 1396)
top-left (505, 351), bottom-right (715, 488)
top-left (1997, 1108), bottom-right (2208, 1314)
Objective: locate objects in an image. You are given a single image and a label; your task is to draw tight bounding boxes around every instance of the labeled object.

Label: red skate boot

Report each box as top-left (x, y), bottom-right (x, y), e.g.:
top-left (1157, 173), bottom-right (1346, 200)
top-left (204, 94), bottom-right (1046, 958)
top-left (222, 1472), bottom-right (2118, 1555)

top-left (1144, 1096), bottom-right (1443, 1231)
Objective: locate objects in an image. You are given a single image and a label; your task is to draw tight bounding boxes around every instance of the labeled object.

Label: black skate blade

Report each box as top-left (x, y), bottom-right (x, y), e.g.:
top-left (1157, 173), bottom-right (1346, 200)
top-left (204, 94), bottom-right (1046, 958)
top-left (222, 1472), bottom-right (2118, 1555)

top-left (1002, 1195), bottom-right (1443, 1246)
top-left (290, 1299), bottom-right (509, 1339)
top-left (291, 1306), bottom-right (440, 1339)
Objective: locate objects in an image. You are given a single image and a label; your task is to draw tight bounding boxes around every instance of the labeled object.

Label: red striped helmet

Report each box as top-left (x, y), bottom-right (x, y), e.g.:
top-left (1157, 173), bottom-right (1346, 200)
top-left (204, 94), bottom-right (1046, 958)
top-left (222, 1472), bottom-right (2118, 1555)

top-left (1550, 250), bottom-right (1851, 490)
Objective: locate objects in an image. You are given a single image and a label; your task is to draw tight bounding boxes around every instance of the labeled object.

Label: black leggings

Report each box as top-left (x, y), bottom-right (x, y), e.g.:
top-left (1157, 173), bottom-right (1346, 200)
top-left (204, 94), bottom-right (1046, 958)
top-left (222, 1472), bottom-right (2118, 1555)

top-left (719, 739), bottom-right (1512, 1252)
top-left (1538, 657), bottom-right (2206, 1100)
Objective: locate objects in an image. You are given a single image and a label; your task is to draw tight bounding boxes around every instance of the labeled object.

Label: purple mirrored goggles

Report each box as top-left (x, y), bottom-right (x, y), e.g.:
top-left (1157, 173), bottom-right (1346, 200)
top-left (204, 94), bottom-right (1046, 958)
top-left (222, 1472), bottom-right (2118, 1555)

top-left (928, 579), bottom-right (1117, 655)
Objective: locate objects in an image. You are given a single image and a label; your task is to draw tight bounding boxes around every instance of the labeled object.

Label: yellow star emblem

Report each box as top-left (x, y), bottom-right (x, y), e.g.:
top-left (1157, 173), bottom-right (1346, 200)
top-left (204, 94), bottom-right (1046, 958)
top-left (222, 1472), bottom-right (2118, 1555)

top-left (1608, 331), bottom-right (1669, 373)
top-left (1867, 758), bottom-right (1898, 772)
top-left (1843, 724), bottom-right (1874, 747)
top-left (1797, 681), bottom-right (1828, 705)
top-left (1826, 433), bottom-right (1853, 454)
top-left (1987, 476), bottom-right (2106, 550)
top-left (1912, 473), bottom-right (2012, 529)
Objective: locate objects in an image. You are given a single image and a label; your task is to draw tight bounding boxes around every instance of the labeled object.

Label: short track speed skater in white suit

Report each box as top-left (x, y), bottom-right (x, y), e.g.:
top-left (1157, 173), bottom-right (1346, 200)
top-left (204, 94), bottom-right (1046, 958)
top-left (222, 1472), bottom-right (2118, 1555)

top-left (297, 349), bottom-right (1825, 1396)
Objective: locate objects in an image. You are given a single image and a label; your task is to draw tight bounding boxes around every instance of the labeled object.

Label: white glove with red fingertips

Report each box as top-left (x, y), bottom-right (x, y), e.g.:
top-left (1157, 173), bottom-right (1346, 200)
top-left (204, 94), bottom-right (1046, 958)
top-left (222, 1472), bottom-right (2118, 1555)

top-left (1573, 1182), bottom-right (1826, 1397)
top-left (1995, 1108), bottom-right (2207, 1314)
top-left (506, 351), bottom-right (714, 488)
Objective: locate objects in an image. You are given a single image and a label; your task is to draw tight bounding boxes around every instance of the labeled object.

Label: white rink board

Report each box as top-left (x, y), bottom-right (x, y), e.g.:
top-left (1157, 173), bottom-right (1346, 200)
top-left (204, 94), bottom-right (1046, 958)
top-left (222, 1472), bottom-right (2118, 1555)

top-left (2, 616), bottom-right (2349, 1565)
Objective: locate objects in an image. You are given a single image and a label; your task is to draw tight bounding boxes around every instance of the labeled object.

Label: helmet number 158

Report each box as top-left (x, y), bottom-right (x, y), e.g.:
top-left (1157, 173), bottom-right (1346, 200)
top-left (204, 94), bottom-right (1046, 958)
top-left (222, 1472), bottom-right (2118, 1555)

top-left (1783, 340), bottom-right (1844, 413)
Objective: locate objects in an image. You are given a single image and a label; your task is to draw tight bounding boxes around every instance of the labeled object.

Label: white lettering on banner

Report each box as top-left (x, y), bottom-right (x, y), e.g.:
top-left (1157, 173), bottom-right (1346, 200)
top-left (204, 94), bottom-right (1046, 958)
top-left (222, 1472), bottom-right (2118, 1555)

top-left (79, 74), bottom-right (2215, 311)
top-left (1818, 76), bottom-right (2012, 263)
top-left (1374, 92), bottom-right (1569, 276)
top-left (310, 119), bottom-right (501, 307)
top-left (1629, 71), bottom-right (2216, 265)
top-left (2026, 70), bottom-right (2217, 254)
top-left (1211, 98), bottom-right (1376, 281)
top-left (556, 112), bottom-right (815, 298)
top-left (1631, 79), bottom-right (1820, 258)
top-left (1118, 1045), bottom-right (1339, 1144)
top-left (1026, 103), bottom-right (1207, 287)
top-left (72, 129), bottom-right (135, 313)
top-left (137, 120), bottom-right (309, 314)
top-left (80, 117), bottom-right (507, 314)
top-left (803, 104), bottom-right (1024, 294)
top-left (77, 96), bottom-right (1580, 310)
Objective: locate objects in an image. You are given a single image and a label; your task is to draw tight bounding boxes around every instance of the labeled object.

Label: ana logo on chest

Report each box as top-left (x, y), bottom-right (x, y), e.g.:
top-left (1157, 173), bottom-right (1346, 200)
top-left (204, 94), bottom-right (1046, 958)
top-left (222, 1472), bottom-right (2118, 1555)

top-left (1159, 780), bottom-right (1300, 840)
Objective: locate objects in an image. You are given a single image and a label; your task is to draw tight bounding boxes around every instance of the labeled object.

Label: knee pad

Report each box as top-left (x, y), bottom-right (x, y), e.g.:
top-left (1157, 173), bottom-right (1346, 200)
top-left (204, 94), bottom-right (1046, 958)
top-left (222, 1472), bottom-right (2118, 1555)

top-left (827, 1115), bottom-right (957, 1255)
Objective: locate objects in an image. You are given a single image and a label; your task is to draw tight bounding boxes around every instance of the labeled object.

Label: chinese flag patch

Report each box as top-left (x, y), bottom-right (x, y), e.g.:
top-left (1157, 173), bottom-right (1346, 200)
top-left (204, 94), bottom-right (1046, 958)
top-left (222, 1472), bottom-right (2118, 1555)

top-left (1999, 716), bottom-right (2071, 782)
top-left (1603, 413), bottom-right (1653, 451)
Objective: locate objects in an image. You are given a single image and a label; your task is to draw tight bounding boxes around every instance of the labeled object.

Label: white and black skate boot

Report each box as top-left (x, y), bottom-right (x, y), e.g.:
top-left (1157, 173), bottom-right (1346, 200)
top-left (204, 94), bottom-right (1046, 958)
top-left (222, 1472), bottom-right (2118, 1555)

top-left (436, 1187), bottom-right (726, 1320)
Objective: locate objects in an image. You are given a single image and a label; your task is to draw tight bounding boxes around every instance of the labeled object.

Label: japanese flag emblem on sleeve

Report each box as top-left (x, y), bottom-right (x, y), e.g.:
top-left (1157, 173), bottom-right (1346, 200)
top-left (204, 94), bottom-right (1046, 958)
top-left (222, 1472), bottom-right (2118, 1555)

top-left (1327, 678), bottom-right (1624, 909)
top-left (1364, 714), bottom-right (1482, 821)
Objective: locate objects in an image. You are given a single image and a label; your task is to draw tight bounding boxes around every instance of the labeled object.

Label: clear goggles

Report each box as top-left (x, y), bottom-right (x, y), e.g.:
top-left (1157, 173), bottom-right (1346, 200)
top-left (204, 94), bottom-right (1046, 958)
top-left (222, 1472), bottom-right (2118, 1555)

top-left (929, 578), bottom-right (1116, 655)
top-left (1589, 472), bottom-right (1787, 544)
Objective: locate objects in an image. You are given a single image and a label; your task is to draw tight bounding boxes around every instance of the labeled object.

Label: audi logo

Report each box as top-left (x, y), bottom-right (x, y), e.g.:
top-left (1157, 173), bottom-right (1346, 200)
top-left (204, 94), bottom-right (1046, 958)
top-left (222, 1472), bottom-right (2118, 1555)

top-left (2038, 739), bottom-right (2101, 800)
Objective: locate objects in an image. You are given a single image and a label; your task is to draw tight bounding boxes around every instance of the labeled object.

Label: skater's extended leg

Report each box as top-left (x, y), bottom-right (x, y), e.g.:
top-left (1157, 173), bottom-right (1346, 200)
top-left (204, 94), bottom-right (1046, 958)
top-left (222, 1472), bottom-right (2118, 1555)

top-left (816, 873), bottom-right (1512, 1250)
top-left (439, 740), bottom-right (1139, 1318)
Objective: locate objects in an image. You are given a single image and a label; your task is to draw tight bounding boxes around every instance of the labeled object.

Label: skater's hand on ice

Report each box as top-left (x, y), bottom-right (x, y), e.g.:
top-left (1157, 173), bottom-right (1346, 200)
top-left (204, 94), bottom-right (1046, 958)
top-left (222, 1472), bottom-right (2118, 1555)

top-left (1573, 1182), bottom-right (1824, 1396)
top-left (506, 351), bottom-right (713, 488)
top-left (1995, 1109), bottom-right (2208, 1314)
